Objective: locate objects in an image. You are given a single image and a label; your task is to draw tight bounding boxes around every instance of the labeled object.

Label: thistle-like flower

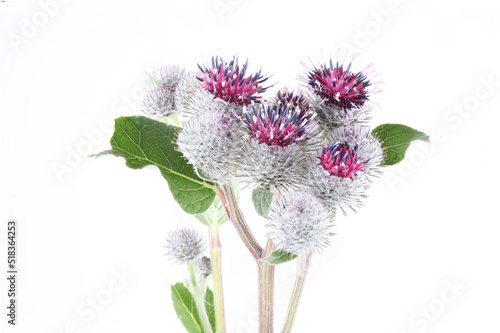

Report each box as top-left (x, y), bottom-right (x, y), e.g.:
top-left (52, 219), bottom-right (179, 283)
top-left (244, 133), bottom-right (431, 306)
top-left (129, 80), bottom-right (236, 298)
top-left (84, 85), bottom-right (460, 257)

top-left (242, 103), bottom-right (314, 147)
top-left (238, 102), bottom-right (314, 192)
top-left (328, 124), bottom-right (384, 176)
top-left (301, 139), bottom-right (374, 214)
top-left (303, 54), bottom-right (379, 129)
top-left (317, 142), bottom-right (368, 180)
top-left (304, 57), bottom-right (374, 110)
top-left (164, 228), bottom-right (206, 264)
top-left (301, 157), bottom-right (370, 215)
top-left (267, 192), bottom-right (332, 256)
top-left (176, 111), bottom-right (242, 182)
top-left (142, 65), bottom-right (186, 118)
top-left (197, 56), bottom-right (272, 106)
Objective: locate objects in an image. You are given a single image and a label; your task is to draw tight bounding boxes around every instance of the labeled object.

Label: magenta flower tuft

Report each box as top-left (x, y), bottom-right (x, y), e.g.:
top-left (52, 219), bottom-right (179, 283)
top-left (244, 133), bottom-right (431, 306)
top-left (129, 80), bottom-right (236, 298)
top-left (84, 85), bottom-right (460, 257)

top-left (318, 142), bottom-right (368, 180)
top-left (243, 103), bottom-right (314, 147)
top-left (197, 56), bottom-right (272, 106)
top-left (305, 58), bottom-right (372, 110)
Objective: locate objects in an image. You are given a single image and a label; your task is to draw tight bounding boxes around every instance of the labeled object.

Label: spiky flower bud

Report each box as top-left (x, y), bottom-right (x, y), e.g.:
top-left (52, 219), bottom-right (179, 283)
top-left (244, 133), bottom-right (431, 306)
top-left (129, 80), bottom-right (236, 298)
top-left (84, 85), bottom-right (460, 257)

top-left (142, 65), bottom-right (186, 118)
top-left (301, 147), bottom-right (371, 215)
top-left (238, 102), bottom-right (314, 192)
top-left (146, 65), bottom-right (185, 92)
top-left (175, 72), bottom-right (239, 118)
top-left (142, 87), bottom-right (175, 118)
top-left (304, 56), bottom-right (375, 110)
top-left (267, 192), bottom-right (332, 256)
top-left (177, 111), bottom-right (241, 182)
top-left (164, 228), bottom-right (206, 264)
top-left (196, 256), bottom-right (212, 280)
top-left (328, 124), bottom-right (384, 176)
top-left (197, 56), bottom-right (272, 106)
top-left (303, 53), bottom-right (380, 129)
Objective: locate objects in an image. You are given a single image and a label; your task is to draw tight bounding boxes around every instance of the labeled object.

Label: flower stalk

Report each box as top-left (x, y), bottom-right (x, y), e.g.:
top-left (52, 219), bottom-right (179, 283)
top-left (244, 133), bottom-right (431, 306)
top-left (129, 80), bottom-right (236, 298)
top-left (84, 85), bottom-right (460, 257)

top-left (218, 182), bottom-right (263, 260)
top-left (187, 261), bottom-right (213, 333)
top-left (218, 182), bottom-right (278, 332)
top-left (209, 223), bottom-right (226, 333)
top-left (280, 253), bottom-right (313, 333)
top-left (258, 238), bottom-right (276, 333)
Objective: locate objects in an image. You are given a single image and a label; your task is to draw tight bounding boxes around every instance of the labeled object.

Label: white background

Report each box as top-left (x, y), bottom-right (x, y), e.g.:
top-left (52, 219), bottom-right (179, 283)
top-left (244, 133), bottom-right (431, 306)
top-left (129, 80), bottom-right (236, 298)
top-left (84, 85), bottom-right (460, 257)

top-left (1, 0), bottom-right (499, 332)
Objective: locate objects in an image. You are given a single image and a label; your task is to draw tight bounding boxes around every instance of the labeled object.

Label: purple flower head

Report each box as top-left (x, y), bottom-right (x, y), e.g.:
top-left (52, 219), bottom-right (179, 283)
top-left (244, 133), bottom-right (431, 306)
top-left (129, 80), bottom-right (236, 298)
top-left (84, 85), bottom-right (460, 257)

top-left (304, 57), bottom-right (374, 110)
top-left (271, 88), bottom-right (312, 116)
top-left (243, 103), bottom-right (314, 147)
top-left (318, 142), bottom-right (368, 180)
top-left (197, 56), bottom-right (272, 106)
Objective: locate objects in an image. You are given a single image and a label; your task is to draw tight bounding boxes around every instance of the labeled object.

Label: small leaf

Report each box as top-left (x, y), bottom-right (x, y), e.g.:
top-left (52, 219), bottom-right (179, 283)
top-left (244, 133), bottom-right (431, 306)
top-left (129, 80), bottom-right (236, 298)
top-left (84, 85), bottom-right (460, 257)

top-left (262, 250), bottom-right (297, 265)
top-left (252, 188), bottom-right (273, 217)
top-left (94, 116), bottom-right (216, 214)
top-left (372, 124), bottom-right (430, 166)
top-left (170, 283), bottom-right (203, 333)
top-left (195, 196), bottom-right (229, 227)
top-left (205, 287), bottom-right (216, 332)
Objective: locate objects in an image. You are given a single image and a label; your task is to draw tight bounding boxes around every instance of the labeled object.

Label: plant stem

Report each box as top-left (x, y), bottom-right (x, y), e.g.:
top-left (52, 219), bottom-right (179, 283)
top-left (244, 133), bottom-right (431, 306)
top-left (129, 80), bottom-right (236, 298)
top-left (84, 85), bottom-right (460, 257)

top-left (187, 262), bottom-right (213, 333)
top-left (218, 182), bottom-right (263, 260)
top-left (258, 238), bottom-right (276, 333)
top-left (280, 254), bottom-right (312, 333)
top-left (209, 224), bottom-right (226, 333)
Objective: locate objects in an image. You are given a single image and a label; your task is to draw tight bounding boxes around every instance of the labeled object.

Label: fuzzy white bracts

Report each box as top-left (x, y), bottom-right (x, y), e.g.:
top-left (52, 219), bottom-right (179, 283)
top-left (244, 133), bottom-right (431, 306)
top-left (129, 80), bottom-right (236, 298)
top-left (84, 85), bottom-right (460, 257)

top-left (142, 65), bottom-right (186, 118)
top-left (301, 154), bottom-right (371, 215)
top-left (311, 95), bottom-right (372, 129)
top-left (164, 228), bottom-right (206, 264)
top-left (327, 124), bottom-right (384, 176)
top-left (176, 111), bottom-right (242, 182)
top-left (238, 139), bottom-right (308, 192)
top-left (174, 73), bottom-right (240, 117)
top-left (267, 192), bottom-right (332, 256)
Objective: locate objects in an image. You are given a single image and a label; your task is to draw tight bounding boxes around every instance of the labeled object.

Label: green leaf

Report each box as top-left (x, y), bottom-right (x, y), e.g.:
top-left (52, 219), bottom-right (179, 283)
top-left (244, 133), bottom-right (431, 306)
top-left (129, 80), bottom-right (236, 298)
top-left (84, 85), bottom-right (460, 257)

top-left (170, 283), bottom-right (203, 333)
top-left (205, 287), bottom-right (216, 332)
top-left (252, 188), bottom-right (273, 217)
top-left (94, 116), bottom-right (216, 214)
top-left (372, 124), bottom-right (430, 166)
top-left (262, 250), bottom-right (297, 265)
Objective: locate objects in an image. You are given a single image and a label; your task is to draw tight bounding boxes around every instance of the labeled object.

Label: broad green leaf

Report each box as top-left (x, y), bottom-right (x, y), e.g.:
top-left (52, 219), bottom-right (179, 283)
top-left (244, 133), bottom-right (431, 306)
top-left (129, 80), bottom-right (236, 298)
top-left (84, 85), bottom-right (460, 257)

top-left (94, 116), bottom-right (216, 214)
top-left (205, 287), bottom-right (216, 332)
top-left (170, 283), bottom-right (203, 333)
top-left (252, 188), bottom-right (273, 217)
top-left (372, 124), bottom-right (430, 166)
top-left (262, 250), bottom-right (297, 265)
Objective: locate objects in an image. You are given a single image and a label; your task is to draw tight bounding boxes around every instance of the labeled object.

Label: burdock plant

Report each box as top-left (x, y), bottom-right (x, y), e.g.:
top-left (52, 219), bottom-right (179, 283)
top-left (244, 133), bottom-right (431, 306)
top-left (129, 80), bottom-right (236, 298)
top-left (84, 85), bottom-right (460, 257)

top-left (93, 53), bottom-right (430, 333)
